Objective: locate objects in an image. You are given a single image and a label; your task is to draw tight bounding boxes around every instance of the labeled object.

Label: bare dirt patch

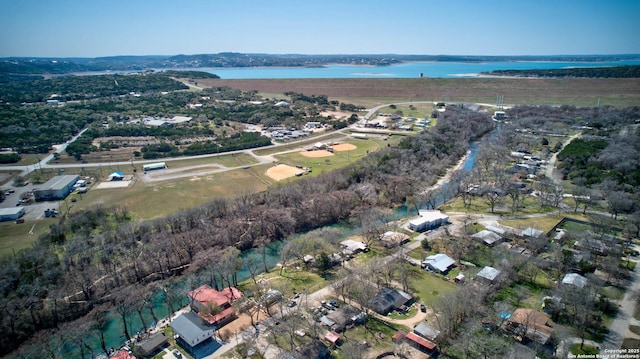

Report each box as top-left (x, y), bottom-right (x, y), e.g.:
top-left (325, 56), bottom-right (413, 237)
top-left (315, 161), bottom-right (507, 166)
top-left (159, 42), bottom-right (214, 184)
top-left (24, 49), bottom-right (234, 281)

top-left (265, 164), bottom-right (305, 181)
top-left (300, 150), bottom-right (334, 158)
top-left (332, 143), bottom-right (357, 151)
top-left (95, 180), bottom-right (132, 189)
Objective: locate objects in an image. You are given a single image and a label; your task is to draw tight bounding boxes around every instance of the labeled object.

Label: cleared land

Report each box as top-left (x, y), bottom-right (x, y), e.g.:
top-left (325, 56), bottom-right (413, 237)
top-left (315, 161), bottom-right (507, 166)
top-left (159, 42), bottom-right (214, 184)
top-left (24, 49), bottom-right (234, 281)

top-left (198, 78), bottom-right (640, 107)
top-left (300, 149), bottom-right (334, 158)
top-left (265, 164), bottom-right (305, 181)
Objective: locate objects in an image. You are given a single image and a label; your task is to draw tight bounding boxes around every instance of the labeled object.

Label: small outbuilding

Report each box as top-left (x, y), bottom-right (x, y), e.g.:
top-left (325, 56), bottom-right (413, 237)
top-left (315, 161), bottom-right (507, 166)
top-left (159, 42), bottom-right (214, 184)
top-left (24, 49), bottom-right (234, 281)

top-left (414, 322), bottom-right (440, 342)
top-left (0, 207), bottom-right (25, 222)
top-left (108, 171), bottom-right (125, 181)
top-left (522, 227), bottom-right (544, 239)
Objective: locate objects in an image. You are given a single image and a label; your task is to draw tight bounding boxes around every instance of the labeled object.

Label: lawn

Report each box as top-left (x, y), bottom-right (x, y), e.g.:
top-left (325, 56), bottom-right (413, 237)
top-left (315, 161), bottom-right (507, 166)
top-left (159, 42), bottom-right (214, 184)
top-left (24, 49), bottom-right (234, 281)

top-left (339, 317), bottom-right (408, 353)
top-left (499, 215), bottom-right (566, 233)
top-left (409, 270), bottom-right (457, 307)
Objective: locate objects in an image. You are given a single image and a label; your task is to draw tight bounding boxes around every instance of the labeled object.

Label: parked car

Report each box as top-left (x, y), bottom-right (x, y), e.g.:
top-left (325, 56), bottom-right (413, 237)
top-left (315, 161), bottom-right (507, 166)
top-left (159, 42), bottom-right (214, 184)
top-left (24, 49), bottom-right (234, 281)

top-left (420, 304), bottom-right (426, 312)
top-left (288, 300), bottom-right (297, 307)
top-left (172, 349), bottom-right (182, 358)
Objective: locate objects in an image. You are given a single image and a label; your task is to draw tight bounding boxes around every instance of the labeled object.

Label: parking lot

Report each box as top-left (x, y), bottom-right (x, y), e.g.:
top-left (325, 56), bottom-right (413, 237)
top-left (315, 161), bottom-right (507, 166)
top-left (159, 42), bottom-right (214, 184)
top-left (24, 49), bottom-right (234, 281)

top-left (1, 183), bottom-right (61, 221)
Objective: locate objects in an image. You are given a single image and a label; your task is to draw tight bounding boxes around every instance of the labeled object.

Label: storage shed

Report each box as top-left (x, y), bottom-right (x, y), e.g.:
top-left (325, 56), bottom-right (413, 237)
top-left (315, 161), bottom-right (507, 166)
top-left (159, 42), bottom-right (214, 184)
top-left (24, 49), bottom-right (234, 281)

top-left (0, 207), bottom-right (25, 222)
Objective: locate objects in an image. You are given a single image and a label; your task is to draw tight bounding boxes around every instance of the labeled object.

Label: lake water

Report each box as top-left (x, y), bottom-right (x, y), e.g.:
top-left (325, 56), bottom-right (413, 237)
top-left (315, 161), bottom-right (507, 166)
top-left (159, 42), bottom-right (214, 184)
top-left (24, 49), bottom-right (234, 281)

top-left (198, 60), bottom-right (640, 79)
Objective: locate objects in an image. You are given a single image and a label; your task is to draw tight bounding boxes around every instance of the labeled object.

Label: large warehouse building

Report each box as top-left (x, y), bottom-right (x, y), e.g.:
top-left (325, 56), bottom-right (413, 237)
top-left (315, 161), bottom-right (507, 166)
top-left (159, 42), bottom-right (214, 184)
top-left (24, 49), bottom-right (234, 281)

top-left (34, 175), bottom-right (80, 201)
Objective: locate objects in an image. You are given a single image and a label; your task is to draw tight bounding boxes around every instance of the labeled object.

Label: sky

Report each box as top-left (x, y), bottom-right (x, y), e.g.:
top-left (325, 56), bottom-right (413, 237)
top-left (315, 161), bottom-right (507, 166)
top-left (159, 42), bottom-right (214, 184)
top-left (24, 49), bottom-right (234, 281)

top-left (1, 0), bottom-right (639, 58)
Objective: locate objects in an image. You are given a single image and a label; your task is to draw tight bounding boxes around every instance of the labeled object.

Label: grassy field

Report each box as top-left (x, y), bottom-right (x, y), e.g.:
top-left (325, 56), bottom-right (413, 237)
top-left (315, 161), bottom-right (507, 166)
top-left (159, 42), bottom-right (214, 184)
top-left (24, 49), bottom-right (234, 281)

top-left (498, 215), bottom-right (566, 233)
top-left (0, 218), bottom-right (58, 256)
top-left (199, 78), bottom-right (640, 108)
top-left (409, 269), bottom-right (457, 307)
top-left (273, 138), bottom-right (385, 178)
top-left (70, 165), bottom-right (273, 220)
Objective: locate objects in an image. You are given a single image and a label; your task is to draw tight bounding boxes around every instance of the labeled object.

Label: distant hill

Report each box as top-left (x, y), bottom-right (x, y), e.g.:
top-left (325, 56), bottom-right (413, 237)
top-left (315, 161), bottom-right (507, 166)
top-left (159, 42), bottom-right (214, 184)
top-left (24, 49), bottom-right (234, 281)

top-left (1, 53), bottom-right (639, 78)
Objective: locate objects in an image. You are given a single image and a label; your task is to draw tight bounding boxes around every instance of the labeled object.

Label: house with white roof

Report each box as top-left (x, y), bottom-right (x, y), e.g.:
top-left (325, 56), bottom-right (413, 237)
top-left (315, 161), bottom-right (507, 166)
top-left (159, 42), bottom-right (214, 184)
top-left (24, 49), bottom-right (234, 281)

top-left (422, 253), bottom-right (455, 274)
top-left (472, 230), bottom-right (502, 247)
top-left (408, 210), bottom-right (449, 232)
top-left (475, 266), bottom-right (502, 284)
top-left (562, 273), bottom-right (587, 288)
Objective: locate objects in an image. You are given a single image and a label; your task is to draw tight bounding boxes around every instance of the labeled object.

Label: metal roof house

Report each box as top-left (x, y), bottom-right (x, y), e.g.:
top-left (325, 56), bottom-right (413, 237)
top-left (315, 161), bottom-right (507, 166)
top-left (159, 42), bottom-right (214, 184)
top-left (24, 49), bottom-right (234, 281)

top-left (408, 210), bottom-right (449, 232)
top-left (369, 287), bottom-right (413, 315)
top-left (522, 227), bottom-right (544, 238)
top-left (422, 253), bottom-right (455, 274)
top-left (472, 230), bottom-right (502, 246)
top-left (171, 311), bottom-right (219, 358)
top-left (475, 266), bottom-right (502, 283)
top-left (562, 273), bottom-right (587, 288)
top-left (34, 175), bottom-right (79, 201)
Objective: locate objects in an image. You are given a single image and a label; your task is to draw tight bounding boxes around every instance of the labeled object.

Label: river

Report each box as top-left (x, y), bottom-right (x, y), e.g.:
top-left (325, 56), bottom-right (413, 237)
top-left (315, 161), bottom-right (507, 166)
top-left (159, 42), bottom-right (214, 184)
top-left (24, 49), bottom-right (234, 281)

top-left (87, 137), bottom-right (482, 357)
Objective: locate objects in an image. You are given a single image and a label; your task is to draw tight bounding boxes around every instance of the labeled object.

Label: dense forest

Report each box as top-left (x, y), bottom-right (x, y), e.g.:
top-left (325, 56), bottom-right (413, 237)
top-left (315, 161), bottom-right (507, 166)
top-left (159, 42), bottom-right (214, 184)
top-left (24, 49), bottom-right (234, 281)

top-left (0, 72), bottom-right (334, 156)
top-left (0, 105), bottom-right (493, 357)
top-left (0, 72), bottom-right (189, 103)
top-left (485, 65), bottom-right (640, 78)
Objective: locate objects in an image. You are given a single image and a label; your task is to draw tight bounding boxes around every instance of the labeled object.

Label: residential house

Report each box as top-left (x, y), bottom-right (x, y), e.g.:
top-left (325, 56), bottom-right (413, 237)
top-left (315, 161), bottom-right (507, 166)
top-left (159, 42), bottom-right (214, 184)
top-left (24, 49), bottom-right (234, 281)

top-left (475, 266), bottom-right (502, 284)
top-left (521, 227), bottom-right (544, 239)
top-left (369, 287), bottom-right (413, 315)
top-left (472, 230), bottom-right (502, 247)
top-left (326, 305), bottom-right (362, 332)
top-left (503, 308), bottom-right (553, 345)
top-left (422, 253), bottom-right (455, 274)
top-left (561, 273), bottom-right (587, 288)
top-left (133, 332), bottom-right (168, 358)
top-left (380, 231), bottom-right (410, 248)
top-left (340, 239), bottom-right (368, 257)
top-left (188, 285), bottom-right (242, 327)
top-left (408, 210), bottom-right (449, 232)
top-left (109, 350), bottom-right (136, 359)
top-left (170, 311), bottom-right (219, 358)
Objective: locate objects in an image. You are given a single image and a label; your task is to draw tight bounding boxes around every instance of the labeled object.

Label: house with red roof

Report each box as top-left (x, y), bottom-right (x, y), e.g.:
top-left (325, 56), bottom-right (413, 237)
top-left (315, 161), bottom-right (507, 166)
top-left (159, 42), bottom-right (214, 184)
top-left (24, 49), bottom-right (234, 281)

top-left (187, 285), bottom-right (243, 327)
top-left (109, 349), bottom-right (136, 359)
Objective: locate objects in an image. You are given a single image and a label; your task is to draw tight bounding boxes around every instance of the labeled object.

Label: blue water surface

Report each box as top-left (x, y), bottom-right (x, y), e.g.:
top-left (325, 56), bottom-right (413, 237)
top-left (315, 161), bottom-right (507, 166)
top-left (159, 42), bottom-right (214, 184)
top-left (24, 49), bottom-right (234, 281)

top-left (194, 60), bottom-right (640, 79)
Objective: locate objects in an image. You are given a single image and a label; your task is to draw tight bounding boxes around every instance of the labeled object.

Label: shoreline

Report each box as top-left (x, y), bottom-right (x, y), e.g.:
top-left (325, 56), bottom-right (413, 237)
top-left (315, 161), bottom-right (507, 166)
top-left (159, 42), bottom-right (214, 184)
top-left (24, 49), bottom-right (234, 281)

top-left (422, 148), bottom-right (471, 194)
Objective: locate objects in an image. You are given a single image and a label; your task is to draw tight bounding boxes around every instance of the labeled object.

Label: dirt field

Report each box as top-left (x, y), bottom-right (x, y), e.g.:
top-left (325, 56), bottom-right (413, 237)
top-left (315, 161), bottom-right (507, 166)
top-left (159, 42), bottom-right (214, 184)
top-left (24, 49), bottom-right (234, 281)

top-left (332, 143), bottom-right (357, 151)
top-left (300, 150), bottom-right (334, 158)
top-left (197, 78), bottom-right (640, 107)
top-left (265, 164), bottom-right (305, 181)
